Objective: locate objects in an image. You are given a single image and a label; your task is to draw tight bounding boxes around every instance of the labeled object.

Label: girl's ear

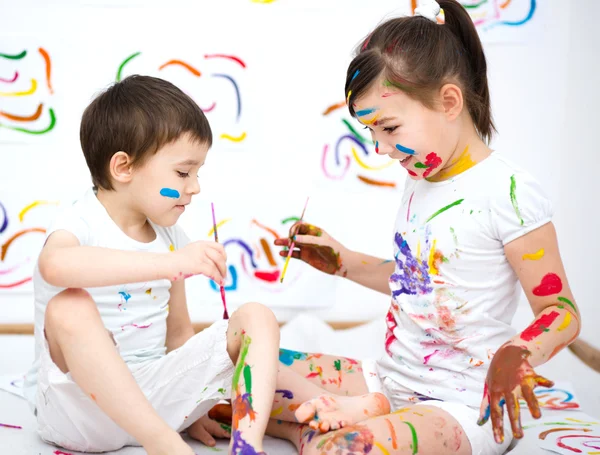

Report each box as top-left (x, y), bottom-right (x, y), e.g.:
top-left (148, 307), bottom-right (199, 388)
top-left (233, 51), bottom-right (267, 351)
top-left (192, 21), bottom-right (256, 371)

top-left (440, 83), bottom-right (464, 121)
top-left (110, 151), bottom-right (134, 184)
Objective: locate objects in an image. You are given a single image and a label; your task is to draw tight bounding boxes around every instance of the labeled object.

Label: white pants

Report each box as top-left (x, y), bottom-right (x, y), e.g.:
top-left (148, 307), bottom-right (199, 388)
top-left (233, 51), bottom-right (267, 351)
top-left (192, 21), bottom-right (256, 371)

top-left (36, 320), bottom-right (234, 452)
top-left (362, 360), bottom-right (513, 455)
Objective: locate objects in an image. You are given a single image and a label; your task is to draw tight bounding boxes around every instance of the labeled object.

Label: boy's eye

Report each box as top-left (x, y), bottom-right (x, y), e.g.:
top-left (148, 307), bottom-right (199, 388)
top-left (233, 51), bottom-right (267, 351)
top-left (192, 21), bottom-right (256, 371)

top-left (177, 171), bottom-right (189, 178)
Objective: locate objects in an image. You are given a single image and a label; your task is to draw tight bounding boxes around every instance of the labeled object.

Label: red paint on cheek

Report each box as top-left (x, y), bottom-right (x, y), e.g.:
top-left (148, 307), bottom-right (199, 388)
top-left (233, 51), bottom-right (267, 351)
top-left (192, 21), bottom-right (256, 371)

top-left (408, 170), bottom-right (418, 177)
top-left (423, 153), bottom-right (443, 178)
top-left (520, 311), bottom-right (561, 341)
top-left (532, 273), bottom-right (563, 296)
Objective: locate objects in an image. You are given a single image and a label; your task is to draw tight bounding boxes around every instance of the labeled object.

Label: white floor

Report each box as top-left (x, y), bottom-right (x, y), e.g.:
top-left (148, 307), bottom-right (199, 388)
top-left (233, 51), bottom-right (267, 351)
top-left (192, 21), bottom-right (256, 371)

top-left (1, 317), bottom-right (598, 454)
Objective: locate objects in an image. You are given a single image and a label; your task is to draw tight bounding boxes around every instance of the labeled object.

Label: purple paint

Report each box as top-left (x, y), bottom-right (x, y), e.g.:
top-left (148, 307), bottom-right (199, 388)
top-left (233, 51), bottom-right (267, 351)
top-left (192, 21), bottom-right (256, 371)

top-left (389, 232), bottom-right (433, 297)
top-left (275, 389), bottom-right (294, 399)
top-left (232, 430), bottom-right (266, 455)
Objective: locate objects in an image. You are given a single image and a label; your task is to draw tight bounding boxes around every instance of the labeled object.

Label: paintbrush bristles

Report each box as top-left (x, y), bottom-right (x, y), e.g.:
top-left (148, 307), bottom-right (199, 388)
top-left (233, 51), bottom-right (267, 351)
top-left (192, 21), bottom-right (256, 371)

top-left (210, 202), bottom-right (228, 319)
top-left (280, 197), bottom-right (309, 284)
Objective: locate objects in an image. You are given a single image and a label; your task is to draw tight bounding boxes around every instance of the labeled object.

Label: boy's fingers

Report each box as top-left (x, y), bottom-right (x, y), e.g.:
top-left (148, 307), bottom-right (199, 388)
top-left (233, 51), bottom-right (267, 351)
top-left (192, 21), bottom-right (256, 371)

top-left (205, 248), bottom-right (228, 278)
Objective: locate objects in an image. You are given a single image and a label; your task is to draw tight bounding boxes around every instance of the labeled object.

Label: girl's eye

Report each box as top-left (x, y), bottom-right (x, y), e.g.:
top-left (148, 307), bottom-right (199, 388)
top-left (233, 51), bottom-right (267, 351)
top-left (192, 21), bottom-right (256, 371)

top-left (383, 126), bottom-right (398, 133)
top-left (177, 171), bottom-right (190, 178)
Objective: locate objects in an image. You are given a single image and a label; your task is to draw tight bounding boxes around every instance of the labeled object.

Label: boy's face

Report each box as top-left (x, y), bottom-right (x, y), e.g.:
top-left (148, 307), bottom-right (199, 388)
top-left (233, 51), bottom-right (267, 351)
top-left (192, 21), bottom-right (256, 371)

top-left (130, 133), bottom-right (209, 227)
top-left (354, 79), bottom-right (459, 180)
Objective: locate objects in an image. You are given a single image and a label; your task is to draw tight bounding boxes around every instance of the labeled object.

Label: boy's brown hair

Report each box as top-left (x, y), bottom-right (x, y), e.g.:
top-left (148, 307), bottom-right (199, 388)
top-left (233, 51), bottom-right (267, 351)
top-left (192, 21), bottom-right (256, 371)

top-left (80, 75), bottom-right (212, 190)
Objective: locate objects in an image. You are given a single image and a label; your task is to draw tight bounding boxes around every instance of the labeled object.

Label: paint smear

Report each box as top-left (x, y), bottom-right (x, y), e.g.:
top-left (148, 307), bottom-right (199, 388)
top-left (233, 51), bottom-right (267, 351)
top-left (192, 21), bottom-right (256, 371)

top-left (204, 53), bottom-right (246, 68)
top-left (159, 188), bottom-right (180, 198)
top-left (351, 69), bottom-right (360, 81)
top-left (356, 108), bottom-right (377, 117)
top-left (0, 103), bottom-right (43, 122)
top-left (406, 192), bottom-right (414, 222)
top-left (510, 174), bottom-right (525, 226)
top-left (429, 146), bottom-right (475, 181)
top-left (220, 132), bottom-right (247, 142)
top-left (121, 323), bottom-right (152, 330)
top-left (374, 442), bottom-right (390, 455)
top-left (0, 50), bottom-right (27, 59)
top-left (557, 435), bottom-right (600, 453)
top-left (539, 427), bottom-right (592, 440)
top-left (159, 59), bottom-right (201, 76)
top-left (38, 47), bottom-right (53, 94)
top-left (351, 147), bottom-right (394, 171)
top-left (200, 102), bottom-right (216, 113)
top-left (270, 406), bottom-right (283, 417)
top-left (0, 423), bottom-right (22, 429)
top-left (425, 199), bottom-right (464, 223)
top-left (557, 312), bottom-right (572, 332)
top-left (0, 71), bottom-right (18, 83)
top-left (0, 78), bottom-right (37, 96)
top-left (395, 143), bottom-right (417, 155)
top-left (558, 297), bottom-right (577, 313)
top-left (259, 238), bottom-right (277, 266)
top-left (207, 218), bottom-right (232, 237)
top-left (523, 248), bottom-right (544, 261)
top-left (322, 144), bottom-right (350, 180)
top-left (0, 107), bottom-right (56, 134)
top-left (323, 101), bottom-right (345, 116)
top-left (532, 273), bottom-right (563, 296)
top-left (520, 311), bottom-right (560, 341)
top-left (402, 420), bottom-right (419, 454)
top-left (342, 118), bottom-right (370, 144)
top-left (276, 389), bottom-right (294, 399)
top-left (357, 175), bottom-right (396, 187)
top-left (385, 418), bottom-right (398, 449)
top-left (212, 74), bottom-right (241, 121)
top-left (254, 269), bottom-right (280, 282)
top-left (1, 228), bottom-right (46, 261)
top-left (116, 51), bottom-right (141, 81)
top-left (233, 336), bottom-right (252, 391)
top-left (422, 153), bottom-right (442, 178)
top-left (18, 200), bottom-right (58, 222)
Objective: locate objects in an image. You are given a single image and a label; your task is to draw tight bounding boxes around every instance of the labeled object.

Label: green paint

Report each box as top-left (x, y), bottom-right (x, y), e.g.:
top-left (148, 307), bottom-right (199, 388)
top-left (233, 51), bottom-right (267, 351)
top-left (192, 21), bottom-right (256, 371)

top-left (317, 438), bottom-right (327, 449)
top-left (334, 360), bottom-right (341, 371)
top-left (207, 447), bottom-right (224, 452)
top-left (425, 199), bottom-right (464, 223)
top-left (558, 297), bottom-right (577, 313)
top-left (557, 305), bottom-right (564, 309)
top-left (116, 51), bottom-right (141, 82)
top-left (243, 364), bottom-right (253, 406)
top-left (342, 119), bottom-right (371, 144)
top-left (0, 50), bottom-right (26, 60)
top-left (414, 162), bottom-right (429, 169)
top-left (232, 335), bottom-right (251, 391)
top-left (442, 256), bottom-right (450, 263)
top-left (220, 423), bottom-right (232, 433)
top-left (282, 216), bottom-right (300, 225)
top-left (402, 421), bottom-right (419, 454)
top-left (470, 210), bottom-right (473, 215)
top-left (461, 0), bottom-right (488, 8)
top-left (450, 227), bottom-right (458, 245)
top-left (510, 175), bottom-right (525, 226)
top-left (218, 388), bottom-right (226, 395)
top-left (0, 108), bottom-right (56, 135)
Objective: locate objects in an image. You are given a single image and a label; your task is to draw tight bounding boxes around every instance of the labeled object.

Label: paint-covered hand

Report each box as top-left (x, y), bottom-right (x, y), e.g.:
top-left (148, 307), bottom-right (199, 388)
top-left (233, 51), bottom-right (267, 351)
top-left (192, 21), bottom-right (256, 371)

top-left (478, 345), bottom-right (554, 444)
top-left (274, 222), bottom-right (350, 276)
top-left (187, 414), bottom-right (231, 447)
top-left (169, 241), bottom-right (227, 284)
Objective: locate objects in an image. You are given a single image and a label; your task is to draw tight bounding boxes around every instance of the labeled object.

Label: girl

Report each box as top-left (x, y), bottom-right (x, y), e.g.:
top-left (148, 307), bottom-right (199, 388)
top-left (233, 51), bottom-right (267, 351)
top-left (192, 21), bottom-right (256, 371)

top-left (271, 1), bottom-right (581, 453)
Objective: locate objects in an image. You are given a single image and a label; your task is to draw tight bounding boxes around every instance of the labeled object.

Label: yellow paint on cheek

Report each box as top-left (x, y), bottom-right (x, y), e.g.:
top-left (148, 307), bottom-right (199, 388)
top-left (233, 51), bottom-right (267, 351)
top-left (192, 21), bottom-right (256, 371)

top-left (522, 248), bottom-right (545, 261)
top-left (270, 406), bottom-right (283, 418)
top-left (557, 312), bottom-right (572, 332)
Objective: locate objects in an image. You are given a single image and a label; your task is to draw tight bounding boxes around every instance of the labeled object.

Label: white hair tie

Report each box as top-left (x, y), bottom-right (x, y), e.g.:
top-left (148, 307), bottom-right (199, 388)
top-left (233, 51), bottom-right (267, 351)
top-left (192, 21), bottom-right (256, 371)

top-left (414, 0), bottom-right (441, 22)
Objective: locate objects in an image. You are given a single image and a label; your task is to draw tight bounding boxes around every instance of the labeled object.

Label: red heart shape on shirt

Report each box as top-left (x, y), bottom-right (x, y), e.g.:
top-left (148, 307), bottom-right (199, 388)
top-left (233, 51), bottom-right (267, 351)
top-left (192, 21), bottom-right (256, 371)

top-left (532, 273), bottom-right (563, 296)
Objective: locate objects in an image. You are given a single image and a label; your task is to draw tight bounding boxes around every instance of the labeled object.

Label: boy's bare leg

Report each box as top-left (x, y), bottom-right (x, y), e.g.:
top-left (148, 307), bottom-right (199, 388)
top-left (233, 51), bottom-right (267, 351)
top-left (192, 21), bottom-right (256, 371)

top-left (225, 302), bottom-right (280, 454)
top-left (45, 288), bottom-right (193, 455)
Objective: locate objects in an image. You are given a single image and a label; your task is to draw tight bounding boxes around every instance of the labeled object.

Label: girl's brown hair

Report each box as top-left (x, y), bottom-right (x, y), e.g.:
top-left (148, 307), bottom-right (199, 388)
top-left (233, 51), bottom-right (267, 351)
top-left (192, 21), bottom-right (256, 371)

top-left (345, 0), bottom-right (495, 143)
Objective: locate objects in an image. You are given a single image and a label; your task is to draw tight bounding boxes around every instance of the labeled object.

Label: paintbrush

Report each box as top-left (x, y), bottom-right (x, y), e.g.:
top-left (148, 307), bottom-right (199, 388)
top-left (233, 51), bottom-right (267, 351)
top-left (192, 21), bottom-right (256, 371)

top-left (211, 203), bottom-right (229, 319)
top-left (280, 197), bottom-right (309, 283)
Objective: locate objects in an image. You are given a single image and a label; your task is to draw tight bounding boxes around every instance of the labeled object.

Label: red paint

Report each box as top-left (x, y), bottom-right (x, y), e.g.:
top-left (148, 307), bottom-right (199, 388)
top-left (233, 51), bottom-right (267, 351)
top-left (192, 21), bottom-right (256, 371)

top-left (204, 54), bottom-right (246, 68)
top-left (0, 277), bottom-right (32, 288)
top-left (532, 273), bottom-right (563, 296)
top-left (423, 350), bottom-right (439, 364)
top-left (557, 434), bottom-right (600, 453)
top-left (406, 192), bottom-right (414, 222)
top-left (407, 170), bottom-right (418, 177)
top-left (520, 311), bottom-right (560, 341)
top-left (423, 153), bottom-right (442, 178)
top-left (254, 270), bottom-right (280, 282)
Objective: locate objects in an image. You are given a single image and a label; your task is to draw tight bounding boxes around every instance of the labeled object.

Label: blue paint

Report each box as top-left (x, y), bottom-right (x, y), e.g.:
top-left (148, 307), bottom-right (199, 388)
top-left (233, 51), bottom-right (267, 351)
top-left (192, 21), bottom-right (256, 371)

top-left (492, 0), bottom-right (536, 27)
top-left (118, 291), bottom-right (131, 302)
top-left (478, 398), bottom-right (506, 426)
top-left (351, 69), bottom-right (360, 81)
top-left (160, 188), bottom-right (180, 198)
top-left (335, 134), bottom-right (368, 166)
top-left (279, 348), bottom-right (308, 366)
top-left (212, 73), bottom-right (241, 122)
top-left (276, 389), bottom-right (294, 399)
top-left (395, 143), bottom-right (417, 155)
top-left (210, 265), bottom-right (238, 292)
top-left (0, 202), bottom-right (7, 234)
top-left (222, 239), bottom-right (258, 268)
top-left (535, 388), bottom-right (573, 402)
top-left (355, 108), bottom-right (377, 117)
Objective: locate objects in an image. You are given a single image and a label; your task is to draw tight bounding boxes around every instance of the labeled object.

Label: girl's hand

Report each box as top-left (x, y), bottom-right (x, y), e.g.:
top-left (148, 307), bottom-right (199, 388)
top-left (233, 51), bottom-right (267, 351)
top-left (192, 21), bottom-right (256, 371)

top-left (274, 222), bottom-right (351, 277)
top-left (478, 345), bottom-right (554, 444)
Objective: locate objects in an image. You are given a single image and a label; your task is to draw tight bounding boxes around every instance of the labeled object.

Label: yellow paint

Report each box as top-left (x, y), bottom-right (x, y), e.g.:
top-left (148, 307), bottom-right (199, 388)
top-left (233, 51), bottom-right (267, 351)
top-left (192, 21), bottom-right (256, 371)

top-left (428, 239), bottom-right (438, 275)
top-left (0, 78), bottom-right (37, 96)
top-left (362, 114), bottom-right (380, 125)
top-left (374, 442), bottom-right (390, 455)
top-left (220, 132), bottom-right (247, 142)
top-left (207, 218), bottom-right (232, 237)
top-left (252, 0), bottom-right (277, 3)
top-left (392, 407), bottom-right (410, 415)
top-left (557, 312), bottom-right (572, 332)
top-left (427, 145), bottom-right (475, 182)
top-left (416, 240), bottom-right (421, 261)
top-left (270, 406), bottom-right (283, 417)
top-left (522, 248), bottom-right (545, 261)
top-left (565, 417), bottom-right (600, 424)
top-left (347, 90), bottom-right (352, 104)
top-left (18, 200), bottom-right (59, 222)
top-left (351, 147), bottom-right (395, 171)
top-left (361, 260), bottom-right (369, 265)
top-left (169, 244), bottom-right (175, 251)
top-left (145, 288), bottom-right (152, 295)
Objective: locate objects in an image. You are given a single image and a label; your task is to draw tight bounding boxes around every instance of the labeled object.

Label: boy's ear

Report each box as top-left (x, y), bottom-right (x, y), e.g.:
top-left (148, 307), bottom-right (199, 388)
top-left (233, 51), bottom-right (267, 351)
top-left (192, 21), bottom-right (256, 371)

top-left (440, 83), bottom-right (464, 121)
top-left (110, 151), bottom-right (134, 184)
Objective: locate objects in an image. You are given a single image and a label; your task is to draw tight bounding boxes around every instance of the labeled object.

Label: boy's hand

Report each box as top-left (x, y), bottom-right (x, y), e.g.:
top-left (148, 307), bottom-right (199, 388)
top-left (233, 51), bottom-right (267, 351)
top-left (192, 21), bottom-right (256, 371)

top-left (274, 222), bottom-right (350, 277)
top-left (187, 414), bottom-right (231, 447)
top-left (169, 241), bottom-right (227, 283)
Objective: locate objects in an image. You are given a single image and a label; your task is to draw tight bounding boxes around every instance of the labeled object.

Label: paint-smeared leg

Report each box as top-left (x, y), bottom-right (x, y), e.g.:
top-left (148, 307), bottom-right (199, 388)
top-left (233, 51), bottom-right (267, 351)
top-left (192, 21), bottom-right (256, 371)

top-left (278, 348), bottom-right (369, 396)
top-left (226, 302), bottom-right (280, 454)
top-left (299, 405), bottom-right (471, 455)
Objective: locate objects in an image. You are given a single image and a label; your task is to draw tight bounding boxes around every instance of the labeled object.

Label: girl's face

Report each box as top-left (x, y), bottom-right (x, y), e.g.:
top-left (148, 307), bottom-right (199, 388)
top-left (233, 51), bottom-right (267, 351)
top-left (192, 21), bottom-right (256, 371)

top-left (354, 79), bottom-right (461, 180)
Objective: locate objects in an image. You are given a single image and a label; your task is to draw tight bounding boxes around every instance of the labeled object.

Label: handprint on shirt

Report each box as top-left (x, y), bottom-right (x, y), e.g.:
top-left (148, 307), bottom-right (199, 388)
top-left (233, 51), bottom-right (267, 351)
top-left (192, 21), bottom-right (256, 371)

top-left (389, 231), bottom-right (435, 298)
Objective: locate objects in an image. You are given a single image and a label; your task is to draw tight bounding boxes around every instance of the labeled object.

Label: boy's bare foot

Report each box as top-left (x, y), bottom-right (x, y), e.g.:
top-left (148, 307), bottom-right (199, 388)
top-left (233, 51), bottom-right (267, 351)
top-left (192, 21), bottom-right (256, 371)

top-left (295, 392), bottom-right (390, 433)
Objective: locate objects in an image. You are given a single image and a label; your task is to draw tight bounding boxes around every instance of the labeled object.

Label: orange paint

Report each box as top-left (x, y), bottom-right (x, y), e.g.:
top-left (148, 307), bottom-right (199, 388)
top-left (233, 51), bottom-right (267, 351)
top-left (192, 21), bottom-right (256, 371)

top-left (500, 0), bottom-right (512, 8)
top-left (90, 393), bottom-right (97, 402)
top-left (323, 101), bottom-right (345, 116)
top-left (385, 418), bottom-right (398, 449)
top-left (0, 103), bottom-right (43, 121)
top-left (411, 0), bottom-right (417, 14)
top-left (357, 175), bottom-right (397, 187)
top-left (38, 47), bottom-right (53, 94)
top-left (260, 238), bottom-right (277, 266)
top-left (288, 403), bottom-right (301, 412)
top-left (1, 228), bottom-right (46, 260)
top-left (158, 59), bottom-right (201, 76)
top-left (252, 219), bottom-right (280, 239)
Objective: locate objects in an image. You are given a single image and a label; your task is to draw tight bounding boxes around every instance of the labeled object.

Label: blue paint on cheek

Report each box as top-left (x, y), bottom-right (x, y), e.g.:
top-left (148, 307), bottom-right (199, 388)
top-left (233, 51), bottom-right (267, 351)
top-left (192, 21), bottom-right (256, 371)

top-left (160, 187), bottom-right (180, 198)
top-left (395, 143), bottom-right (417, 155)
